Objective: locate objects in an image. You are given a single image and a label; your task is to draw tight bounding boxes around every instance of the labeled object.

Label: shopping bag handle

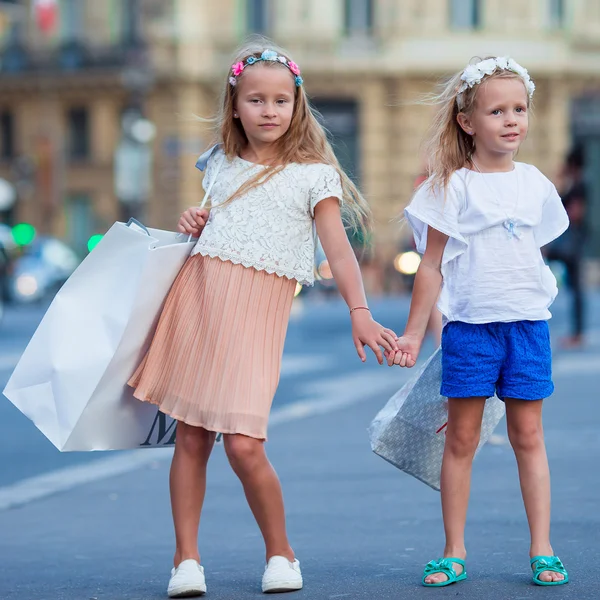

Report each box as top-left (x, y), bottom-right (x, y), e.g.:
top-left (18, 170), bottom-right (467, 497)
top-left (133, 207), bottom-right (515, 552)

top-left (126, 218), bottom-right (150, 236)
top-left (187, 151), bottom-right (226, 243)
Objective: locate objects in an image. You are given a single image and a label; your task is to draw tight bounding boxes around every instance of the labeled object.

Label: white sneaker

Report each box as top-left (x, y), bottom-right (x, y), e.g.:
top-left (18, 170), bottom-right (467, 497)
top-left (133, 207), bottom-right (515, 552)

top-left (167, 559), bottom-right (207, 598)
top-left (262, 556), bottom-right (303, 593)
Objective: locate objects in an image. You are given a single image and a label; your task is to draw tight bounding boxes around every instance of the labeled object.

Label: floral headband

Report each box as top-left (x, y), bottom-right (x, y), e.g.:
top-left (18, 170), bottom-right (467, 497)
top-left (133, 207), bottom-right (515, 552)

top-left (457, 57), bottom-right (535, 108)
top-left (229, 49), bottom-right (303, 88)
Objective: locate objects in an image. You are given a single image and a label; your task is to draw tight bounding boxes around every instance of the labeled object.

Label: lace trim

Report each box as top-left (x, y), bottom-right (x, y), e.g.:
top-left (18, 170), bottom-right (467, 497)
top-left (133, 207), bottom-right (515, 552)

top-left (192, 246), bottom-right (314, 286)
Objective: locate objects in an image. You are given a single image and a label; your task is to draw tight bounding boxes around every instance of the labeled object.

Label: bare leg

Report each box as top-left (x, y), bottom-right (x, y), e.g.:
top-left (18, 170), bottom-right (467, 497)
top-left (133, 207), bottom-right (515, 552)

top-left (424, 397), bottom-right (486, 585)
top-left (505, 399), bottom-right (564, 583)
top-left (223, 434), bottom-right (294, 563)
top-left (170, 423), bottom-right (216, 567)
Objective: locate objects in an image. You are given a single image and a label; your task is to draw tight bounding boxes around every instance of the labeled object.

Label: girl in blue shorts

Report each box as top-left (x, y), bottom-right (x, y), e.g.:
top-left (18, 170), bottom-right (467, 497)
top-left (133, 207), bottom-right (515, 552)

top-left (389, 57), bottom-right (570, 588)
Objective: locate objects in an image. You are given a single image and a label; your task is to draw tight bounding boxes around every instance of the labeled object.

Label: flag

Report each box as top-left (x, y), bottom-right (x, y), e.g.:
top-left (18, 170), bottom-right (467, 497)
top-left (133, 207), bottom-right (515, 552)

top-left (33, 0), bottom-right (58, 34)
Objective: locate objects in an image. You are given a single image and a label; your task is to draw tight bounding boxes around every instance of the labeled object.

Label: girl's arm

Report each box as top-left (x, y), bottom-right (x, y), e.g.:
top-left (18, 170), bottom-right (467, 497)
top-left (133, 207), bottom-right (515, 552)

top-left (314, 197), bottom-right (399, 364)
top-left (390, 225), bottom-right (448, 367)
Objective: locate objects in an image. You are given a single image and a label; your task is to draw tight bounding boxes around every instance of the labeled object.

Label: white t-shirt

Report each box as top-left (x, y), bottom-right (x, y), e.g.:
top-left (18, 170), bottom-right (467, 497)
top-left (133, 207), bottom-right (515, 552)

top-left (191, 146), bottom-right (343, 286)
top-left (404, 162), bottom-right (569, 324)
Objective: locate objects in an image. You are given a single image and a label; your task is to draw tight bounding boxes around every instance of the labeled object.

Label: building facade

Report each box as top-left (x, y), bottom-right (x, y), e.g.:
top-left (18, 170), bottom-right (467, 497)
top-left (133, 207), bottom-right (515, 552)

top-left (0, 0), bottom-right (599, 288)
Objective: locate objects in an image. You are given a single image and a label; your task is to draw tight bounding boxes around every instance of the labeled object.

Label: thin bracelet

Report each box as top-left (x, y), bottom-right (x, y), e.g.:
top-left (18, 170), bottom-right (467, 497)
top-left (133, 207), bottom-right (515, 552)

top-left (349, 306), bottom-right (370, 314)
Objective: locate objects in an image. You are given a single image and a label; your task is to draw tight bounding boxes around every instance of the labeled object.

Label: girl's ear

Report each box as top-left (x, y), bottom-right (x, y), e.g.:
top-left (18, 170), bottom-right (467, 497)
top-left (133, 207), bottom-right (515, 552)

top-left (456, 112), bottom-right (474, 136)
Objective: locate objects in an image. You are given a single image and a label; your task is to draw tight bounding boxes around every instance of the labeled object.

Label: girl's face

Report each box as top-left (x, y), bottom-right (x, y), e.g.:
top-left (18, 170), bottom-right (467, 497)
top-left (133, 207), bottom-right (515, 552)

top-left (234, 64), bottom-right (295, 149)
top-left (459, 77), bottom-right (529, 158)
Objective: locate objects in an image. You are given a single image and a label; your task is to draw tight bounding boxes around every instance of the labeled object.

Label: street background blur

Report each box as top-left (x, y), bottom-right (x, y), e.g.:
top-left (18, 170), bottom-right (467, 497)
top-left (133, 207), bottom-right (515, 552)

top-left (1, 2), bottom-right (600, 599)
top-left (0, 0), bottom-right (599, 297)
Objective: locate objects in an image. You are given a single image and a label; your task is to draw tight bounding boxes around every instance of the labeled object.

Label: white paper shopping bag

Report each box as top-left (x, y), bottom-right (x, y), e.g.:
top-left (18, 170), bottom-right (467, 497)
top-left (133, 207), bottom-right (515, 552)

top-left (3, 220), bottom-right (194, 451)
top-left (369, 348), bottom-right (505, 491)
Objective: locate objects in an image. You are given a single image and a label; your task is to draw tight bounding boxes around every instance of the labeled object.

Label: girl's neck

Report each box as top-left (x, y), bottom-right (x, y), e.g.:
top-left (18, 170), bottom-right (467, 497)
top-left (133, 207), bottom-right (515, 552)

top-left (470, 150), bottom-right (515, 173)
top-left (239, 141), bottom-right (281, 166)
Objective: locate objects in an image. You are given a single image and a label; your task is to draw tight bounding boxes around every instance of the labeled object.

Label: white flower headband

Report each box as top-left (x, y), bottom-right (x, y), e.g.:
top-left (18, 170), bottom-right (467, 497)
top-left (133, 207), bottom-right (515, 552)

top-left (456, 57), bottom-right (535, 108)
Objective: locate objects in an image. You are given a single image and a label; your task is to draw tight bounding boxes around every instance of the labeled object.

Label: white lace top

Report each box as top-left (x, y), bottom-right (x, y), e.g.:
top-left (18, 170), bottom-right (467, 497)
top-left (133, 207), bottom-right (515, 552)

top-left (191, 146), bottom-right (343, 286)
top-left (405, 162), bottom-right (569, 324)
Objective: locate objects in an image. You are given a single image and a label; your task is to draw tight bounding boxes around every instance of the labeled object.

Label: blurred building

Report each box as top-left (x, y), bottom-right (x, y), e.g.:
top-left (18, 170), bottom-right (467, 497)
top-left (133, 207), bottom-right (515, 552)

top-left (0, 0), bottom-right (599, 287)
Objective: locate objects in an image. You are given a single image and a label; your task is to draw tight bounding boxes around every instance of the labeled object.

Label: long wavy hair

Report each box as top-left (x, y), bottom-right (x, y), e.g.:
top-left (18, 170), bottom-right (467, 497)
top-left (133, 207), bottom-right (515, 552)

top-left (201, 36), bottom-right (371, 234)
top-left (421, 57), bottom-right (533, 191)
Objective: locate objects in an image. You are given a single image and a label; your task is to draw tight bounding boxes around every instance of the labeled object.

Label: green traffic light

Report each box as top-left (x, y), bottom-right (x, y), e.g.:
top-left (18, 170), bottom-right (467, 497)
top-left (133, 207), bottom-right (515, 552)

top-left (87, 234), bottom-right (104, 252)
top-left (12, 223), bottom-right (36, 246)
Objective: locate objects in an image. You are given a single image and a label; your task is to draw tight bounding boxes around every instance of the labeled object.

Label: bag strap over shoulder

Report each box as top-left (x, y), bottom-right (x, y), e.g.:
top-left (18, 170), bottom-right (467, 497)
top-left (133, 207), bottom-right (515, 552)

top-left (198, 145), bottom-right (226, 209)
top-left (186, 145), bottom-right (226, 242)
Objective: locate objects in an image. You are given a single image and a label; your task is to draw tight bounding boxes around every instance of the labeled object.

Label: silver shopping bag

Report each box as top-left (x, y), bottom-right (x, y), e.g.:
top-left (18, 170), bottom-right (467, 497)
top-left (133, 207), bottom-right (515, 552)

top-left (368, 348), bottom-right (505, 491)
top-left (3, 220), bottom-right (195, 451)
top-left (4, 150), bottom-right (225, 451)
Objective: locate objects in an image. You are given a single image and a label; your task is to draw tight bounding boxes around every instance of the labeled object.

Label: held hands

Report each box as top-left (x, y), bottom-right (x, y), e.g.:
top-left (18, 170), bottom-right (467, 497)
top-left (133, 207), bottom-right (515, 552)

top-left (177, 207), bottom-right (209, 237)
top-left (351, 310), bottom-right (399, 365)
top-left (385, 334), bottom-right (422, 368)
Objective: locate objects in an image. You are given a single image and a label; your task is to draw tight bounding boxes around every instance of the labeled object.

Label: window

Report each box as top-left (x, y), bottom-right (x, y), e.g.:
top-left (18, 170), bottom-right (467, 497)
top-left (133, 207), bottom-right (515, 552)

top-left (67, 108), bottom-right (90, 160)
top-left (59, 0), bottom-right (83, 41)
top-left (548, 0), bottom-right (565, 28)
top-left (449, 0), bottom-right (480, 29)
top-left (66, 193), bottom-right (94, 255)
top-left (246, 0), bottom-right (270, 33)
top-left (312, 100), bottom-right (359, 183)
top-left (344, 0), bottom-right (374, 35)
top-left (122, 0), bottom-right (140, 46)
top-left (2, 0), bottom-right (25, 72)
top-left (0, 111), bottom-right (15, 160)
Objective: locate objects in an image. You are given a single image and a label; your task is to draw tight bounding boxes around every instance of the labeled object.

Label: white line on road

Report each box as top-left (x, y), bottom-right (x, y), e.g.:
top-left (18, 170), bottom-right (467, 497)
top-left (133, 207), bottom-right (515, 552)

top-left (280, 354), bottom-right (334, 377)
top-left (0, 351), bottom-right (24, 372)
top-left (1, 333), bottom-right (597, 512)
top-left (553, 353), bottom-right (600, 376)
top-left (0, 351), bottom-right (334, 378)
top-left (0, 368), bottom-right (407, 512)
top-left (0, 450), bottom-right (173, 511)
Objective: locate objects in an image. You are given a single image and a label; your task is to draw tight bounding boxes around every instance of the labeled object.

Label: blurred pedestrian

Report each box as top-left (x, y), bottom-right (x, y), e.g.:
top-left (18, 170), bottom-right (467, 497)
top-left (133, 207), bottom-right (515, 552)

top-left (546, 147), bottom-right (588, 348)
top-left (389, 57), bottom-right (570, 587)
top-left (128, 38), bottom-right (398, 598)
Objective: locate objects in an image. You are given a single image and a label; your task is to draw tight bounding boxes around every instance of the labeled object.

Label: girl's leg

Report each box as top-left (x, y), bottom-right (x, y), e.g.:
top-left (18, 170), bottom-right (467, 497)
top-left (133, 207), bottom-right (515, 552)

top-left (223, 434), bottom-right (294, 562)
top-left (505, 399), bottom-right (564, 583)
top-left (170, 422), bottom-right (217, 567)
top-left (425, 397), bottom-right (486, 585)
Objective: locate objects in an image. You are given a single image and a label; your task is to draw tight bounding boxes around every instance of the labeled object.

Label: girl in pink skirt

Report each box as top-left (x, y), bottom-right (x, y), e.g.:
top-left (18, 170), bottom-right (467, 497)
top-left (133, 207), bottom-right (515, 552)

top-left (129, 38), bottom-right (398, 597)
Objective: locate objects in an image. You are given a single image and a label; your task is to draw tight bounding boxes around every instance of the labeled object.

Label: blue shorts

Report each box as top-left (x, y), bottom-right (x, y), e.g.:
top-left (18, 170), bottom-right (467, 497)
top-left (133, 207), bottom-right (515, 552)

top-left (441, 320), bottom-right (554, 401)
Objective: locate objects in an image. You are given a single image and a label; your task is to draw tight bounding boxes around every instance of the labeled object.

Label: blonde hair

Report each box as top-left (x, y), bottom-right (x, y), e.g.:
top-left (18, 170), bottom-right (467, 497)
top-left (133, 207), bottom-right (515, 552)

top-left (421, 57), bottom-right (533, 191)
top-left (202, 36), bottom-right (371, 235)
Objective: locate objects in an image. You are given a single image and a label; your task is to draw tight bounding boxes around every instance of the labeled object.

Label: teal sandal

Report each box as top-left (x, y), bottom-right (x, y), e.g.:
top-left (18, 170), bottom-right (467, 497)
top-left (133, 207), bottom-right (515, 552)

top-left (422, 557), bottom-right (467, 587)
top-left (530, 555), bottom-right (569, 586)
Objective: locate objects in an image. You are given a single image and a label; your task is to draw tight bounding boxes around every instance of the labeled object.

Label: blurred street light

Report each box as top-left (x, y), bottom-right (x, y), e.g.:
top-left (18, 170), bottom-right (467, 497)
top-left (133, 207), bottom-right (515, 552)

top-left (394, 251), bottom-right (421, 275)
top-left (12, 223), bottom-right (36, 246)
top-left (0, 178), bottom-right (16, 211)
top-left (87, 234), bottom-right (103, 253)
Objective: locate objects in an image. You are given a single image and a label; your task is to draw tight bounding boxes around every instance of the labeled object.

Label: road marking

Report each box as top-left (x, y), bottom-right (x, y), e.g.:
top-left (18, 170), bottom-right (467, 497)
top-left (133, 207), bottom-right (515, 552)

top-left (280, 354), bottom-right (334, 377)
top-left (553, 353), bottom-right (600, 377)
top-left (270, 368), bottom-right (407, 426)
top-left (0, 368), bottom-right (408, 511)
top-left (0, 351), bottom-right (333, 378)
top-left (2, 330), bottom-right (598, 511)
top-left (0, 351), bottom-right (23, 372)
top-left (0, 450), bottom-right (173, 511)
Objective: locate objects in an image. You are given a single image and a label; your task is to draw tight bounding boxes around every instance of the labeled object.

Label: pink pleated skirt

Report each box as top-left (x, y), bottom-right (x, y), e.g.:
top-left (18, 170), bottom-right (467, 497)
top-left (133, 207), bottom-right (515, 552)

top-left (128, 254), bottom-right (296, 440)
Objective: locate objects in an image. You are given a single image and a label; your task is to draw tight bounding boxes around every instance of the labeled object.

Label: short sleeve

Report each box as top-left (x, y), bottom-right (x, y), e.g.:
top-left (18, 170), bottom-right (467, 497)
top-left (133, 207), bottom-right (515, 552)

top-left (309, 165), bottom-right (344, 216)
top-left (534, 180), bottom-right (570, 248)
top-left (404, 179), bottom-right (467, 264)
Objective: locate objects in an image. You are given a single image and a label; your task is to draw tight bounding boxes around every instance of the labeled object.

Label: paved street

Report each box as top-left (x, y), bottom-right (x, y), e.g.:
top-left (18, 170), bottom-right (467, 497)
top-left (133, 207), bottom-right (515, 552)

top-left (0, 291), bottom-right (599, 599)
